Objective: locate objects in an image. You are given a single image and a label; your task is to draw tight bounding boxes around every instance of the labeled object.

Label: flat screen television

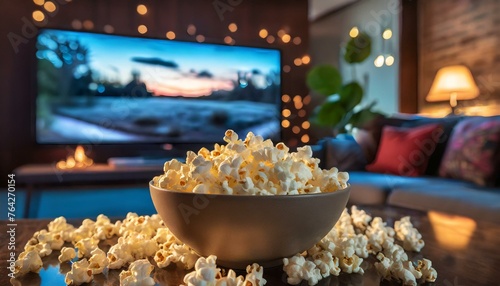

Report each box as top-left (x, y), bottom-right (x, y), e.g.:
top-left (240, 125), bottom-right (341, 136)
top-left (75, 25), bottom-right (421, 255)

top-left (35, 29), bottom-right (281, 147)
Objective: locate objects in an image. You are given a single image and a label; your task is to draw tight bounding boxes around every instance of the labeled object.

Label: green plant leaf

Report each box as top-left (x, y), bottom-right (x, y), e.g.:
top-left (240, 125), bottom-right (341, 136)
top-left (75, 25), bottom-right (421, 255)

top-left (344, 32), bottom-right (372, 64)
top-left (311, 100), bottom-right (346, 127)
top-left (339, 82), bottom-right (363, 111)
top-left (306, 65), bottom-right (342, 96)
top-left (349, 107), bottom-right (384, 128)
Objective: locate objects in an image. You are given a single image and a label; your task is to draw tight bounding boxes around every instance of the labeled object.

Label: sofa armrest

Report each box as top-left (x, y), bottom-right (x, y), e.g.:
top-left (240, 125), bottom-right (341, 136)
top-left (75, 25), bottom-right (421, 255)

top-left (315, 137), bottom-right (367, 171)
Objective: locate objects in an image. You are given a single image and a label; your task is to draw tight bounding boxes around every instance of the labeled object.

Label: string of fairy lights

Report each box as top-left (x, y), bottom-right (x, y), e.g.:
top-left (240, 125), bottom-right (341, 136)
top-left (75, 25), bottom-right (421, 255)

top-left (31, 0), bottom-right (312, 145)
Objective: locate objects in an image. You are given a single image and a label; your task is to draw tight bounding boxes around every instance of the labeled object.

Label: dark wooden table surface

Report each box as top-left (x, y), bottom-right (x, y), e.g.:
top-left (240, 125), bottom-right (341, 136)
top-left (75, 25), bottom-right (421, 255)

top-left (1, 205), bottom-right (499, 286)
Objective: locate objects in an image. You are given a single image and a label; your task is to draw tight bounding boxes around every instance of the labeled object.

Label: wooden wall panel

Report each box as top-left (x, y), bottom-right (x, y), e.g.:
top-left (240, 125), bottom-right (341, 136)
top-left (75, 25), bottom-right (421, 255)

top-left (399, 0), bottom-right (418, 113)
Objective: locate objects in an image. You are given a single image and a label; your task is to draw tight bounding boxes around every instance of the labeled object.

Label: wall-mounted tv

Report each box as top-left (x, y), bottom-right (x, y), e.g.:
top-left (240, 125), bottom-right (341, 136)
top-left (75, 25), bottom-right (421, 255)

top-left (35, 29), bottom-right (281, 145)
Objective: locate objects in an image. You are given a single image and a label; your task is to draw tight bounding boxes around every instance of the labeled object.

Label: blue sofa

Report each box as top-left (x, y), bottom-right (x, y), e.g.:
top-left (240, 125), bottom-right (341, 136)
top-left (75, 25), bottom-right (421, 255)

top-left (312, 115), bottom-right (500, 224)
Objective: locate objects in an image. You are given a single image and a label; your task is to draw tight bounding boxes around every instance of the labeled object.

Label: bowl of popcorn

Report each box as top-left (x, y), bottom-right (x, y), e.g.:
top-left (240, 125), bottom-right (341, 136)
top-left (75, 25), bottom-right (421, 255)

top-left (150, 130), bottom-right (350, 268)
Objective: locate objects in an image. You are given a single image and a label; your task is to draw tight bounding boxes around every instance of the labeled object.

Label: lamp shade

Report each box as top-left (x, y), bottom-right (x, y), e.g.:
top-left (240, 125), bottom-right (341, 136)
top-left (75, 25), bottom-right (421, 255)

top-left (426, 65), bottom-right (479, 102)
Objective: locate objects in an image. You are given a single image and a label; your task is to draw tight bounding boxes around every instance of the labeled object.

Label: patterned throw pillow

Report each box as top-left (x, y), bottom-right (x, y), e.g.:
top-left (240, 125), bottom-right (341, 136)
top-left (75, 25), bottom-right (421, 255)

top-left (439, 117), bottom-right (500, 187)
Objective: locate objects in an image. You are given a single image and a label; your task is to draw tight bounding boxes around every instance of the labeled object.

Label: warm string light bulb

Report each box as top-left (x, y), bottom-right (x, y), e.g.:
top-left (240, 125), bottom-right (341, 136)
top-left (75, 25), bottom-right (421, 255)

top-left (71, 19), bottom-right (82, 29)
top-left (196, 35), bottom-right (205, 42)
top-left (137, 4), bottom-right (147, 15)
top-left (32, 10), bottom-right (45, 22)
top-left (83, 20), bottom-right (94, 30)
top-left (187, 24), bottom-right (196, 36)
top-left (301, 55), bottom-right (310, 65)
top-left (281, 34), bottom-right (291, 43)
top-left (374, 26), bottom-right (395, 67)
top-left (349, 27), bottom-right (359, 38)
top-left (382, 28), bottom-right (392, 40)
top-left (281, 94), bottom-right (291, 103)
top-left (228, 23), bottom-right (237, 32)
top-left (282, 109), bottom-right (291, 118)
top-left (103, 25), bottom-right (114, 33)
top-left (43, 1), bottom-right (56, 12)
top-left (259, 29), bottom-right (268, 38)
top-left (385, 55), bottom-right (395, 66)
top-left (166, 31), bottom-right (176, 40)
top-left (224, 36), bottom-right (234, 45)
top-left (138, 25), bottom-right (147, 34)
top-left (374, 55), bottom-right (384, 68)
top-left (301, 134), bottom-right (310, 143)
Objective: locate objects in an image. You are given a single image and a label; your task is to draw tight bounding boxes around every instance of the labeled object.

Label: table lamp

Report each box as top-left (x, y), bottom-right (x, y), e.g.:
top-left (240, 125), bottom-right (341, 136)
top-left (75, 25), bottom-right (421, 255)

top-left (426, 65), bottom-right (479, 115)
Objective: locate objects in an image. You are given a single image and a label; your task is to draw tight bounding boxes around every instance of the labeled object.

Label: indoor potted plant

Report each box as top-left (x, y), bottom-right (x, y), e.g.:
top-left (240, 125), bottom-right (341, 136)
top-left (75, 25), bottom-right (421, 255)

top-left (307, 32), bottom-right (384, 136)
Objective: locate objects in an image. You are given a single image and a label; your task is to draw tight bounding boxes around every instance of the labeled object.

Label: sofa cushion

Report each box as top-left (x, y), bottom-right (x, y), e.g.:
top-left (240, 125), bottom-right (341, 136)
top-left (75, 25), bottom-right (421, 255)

top-left (348, 171), bottom-right (395, 205)
top-left (355, 116), bottom-right (408, 164)
top-left (366, 124), bottom-right (442, 176)
top-left (439, 117), bottom-right (500, 187)
top-left (359, 115), bottom-right (463, 175)
top-left (348, 171), bottom-right (476, 205)
top-left (318, 137), bottom-right (367, 171)
top-left (399, 116), bottom-right (464, 176)
top-left (387, 183), bottom-right (500, 224)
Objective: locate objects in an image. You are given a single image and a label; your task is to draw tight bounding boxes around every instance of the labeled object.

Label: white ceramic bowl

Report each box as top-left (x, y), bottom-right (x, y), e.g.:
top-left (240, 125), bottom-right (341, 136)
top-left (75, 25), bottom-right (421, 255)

top-left (150, 181), bottom-right (350, 268)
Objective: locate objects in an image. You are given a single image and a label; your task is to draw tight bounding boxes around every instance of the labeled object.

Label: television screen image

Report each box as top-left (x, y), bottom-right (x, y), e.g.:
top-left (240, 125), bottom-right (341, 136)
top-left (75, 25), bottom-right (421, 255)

top-left (35, 29), bottom-right (281, 145)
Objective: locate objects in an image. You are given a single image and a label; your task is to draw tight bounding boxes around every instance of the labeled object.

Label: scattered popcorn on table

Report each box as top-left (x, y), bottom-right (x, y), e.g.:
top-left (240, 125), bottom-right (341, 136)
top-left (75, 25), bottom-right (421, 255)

top-left (351, 205), bottom-right (372, 230)
top-left (281, 207), bottom-right (437, 285)
top-left (403, 260), bottom-right (423, 280)
top-left (383, 241), bottom-right (409, 263)
top-left (24, 241), bottom-right (52, 258)
top-left (181, 255), bottom-right (261, 286)
top-left (335, 209), bottom-right (356, 237)
top-left (58, 247), bottom-right (76, 263)
top-left (182, 255), bottom-right (220, 286)
top-left (64, 258), bottom-right (93, 286)
top-left (154, 242), bottom-right (199, 270)
top-left (47, 216), bottom-right (76, 242)
top-left (332, 237), bottom-right (364, 274)
top-left (13, 250), bottom-right (43, 277)
top-left (353, 234), bottom-right (369, 258)
top-left (243, 263), bottom-right (267, 286)
top-left (75, 237), bottom-right (99, 258)
top-left (391, 261), bottom-right (419, 286)
top-left (37, 230), bottom-right (64, 251)
top-left (283, 255), bottom-right (322, 285)
top-left (119, 259), bottom-right (155, 286)
top-left (12, 207), bottom-right (437, 286)
top-left (311, 251), bottom-right (341, 277)
top-left (88, 248), bottom-right (108, 274)
top-left (215, 269), bottom-right (244, 286)
top-left (374, 253), bottom-right (392, 280)
top-left (153, 130), bottom-right (349, 195)
top-left (153, 227), bottom-right (178, 245)
top-left (365, 217), bottom-right (396, 254)
top-left (94, 214), bottom-right (118, 240)
top-left (107, 240), bottom-right (134, 269)
top-left (395, 216), bottom-right (425, 252)
top-left (153, 249), bottom-right (171, 269)
top-left (416, 258), bottom-right (437, 282)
